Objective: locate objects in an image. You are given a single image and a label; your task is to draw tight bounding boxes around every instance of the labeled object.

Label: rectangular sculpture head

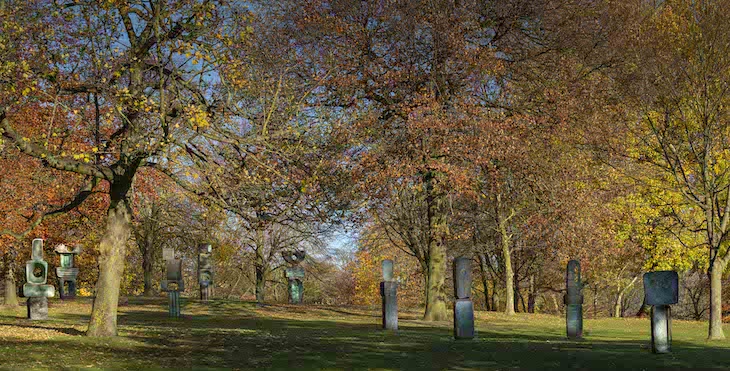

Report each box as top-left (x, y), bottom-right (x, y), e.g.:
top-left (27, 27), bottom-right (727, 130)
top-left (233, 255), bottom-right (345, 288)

top-left (162, 259), bottom-right (184, 292)
top-left (453, 256), bottom-right (472, 299)
top-left (382, 259), bottom-right (394, 281)
top-left (644, 271), bottom-right (678, 305)
top-left (566, 260), bottom-right (581, 290)
top-left (162, 247), bottom-right (175, 261)
top-left (31, 238), bottom-right (44, 261)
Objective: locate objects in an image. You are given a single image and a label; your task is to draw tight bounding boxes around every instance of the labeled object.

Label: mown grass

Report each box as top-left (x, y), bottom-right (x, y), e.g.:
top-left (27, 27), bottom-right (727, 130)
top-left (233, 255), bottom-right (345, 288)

top-left (0, 297), bottom-right (728, 370)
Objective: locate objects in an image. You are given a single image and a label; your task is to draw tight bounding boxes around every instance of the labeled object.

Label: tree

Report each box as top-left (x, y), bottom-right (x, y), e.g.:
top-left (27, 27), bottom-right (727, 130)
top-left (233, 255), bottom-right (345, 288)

top-left (618, 0), bottom-right (730, 339)
top-left (0, 0), bottom-right (246, 336)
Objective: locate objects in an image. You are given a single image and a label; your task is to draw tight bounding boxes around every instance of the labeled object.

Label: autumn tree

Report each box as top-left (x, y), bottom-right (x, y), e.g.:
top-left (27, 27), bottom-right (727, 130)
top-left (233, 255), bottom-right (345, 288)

top-left (0, 0), bottom-right (249, 336)
top-left (611, 0), bottom-right (730, 339)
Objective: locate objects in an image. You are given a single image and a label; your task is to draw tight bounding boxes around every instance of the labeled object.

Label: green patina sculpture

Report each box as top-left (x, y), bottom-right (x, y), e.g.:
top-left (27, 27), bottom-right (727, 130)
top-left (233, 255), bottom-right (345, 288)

top-left (564, 259), bottom-right (584, 339)
top-left (282, 249), bottom-right (305, 304)
top-left (54, 243), bottom-right (81, 300)
top-left (23, 238), bottom-right (55, 320)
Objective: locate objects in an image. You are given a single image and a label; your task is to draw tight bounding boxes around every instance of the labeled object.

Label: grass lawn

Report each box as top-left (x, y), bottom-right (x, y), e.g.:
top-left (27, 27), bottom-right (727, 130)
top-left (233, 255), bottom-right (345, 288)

top-left (0, 298), bottom-right (728, 370)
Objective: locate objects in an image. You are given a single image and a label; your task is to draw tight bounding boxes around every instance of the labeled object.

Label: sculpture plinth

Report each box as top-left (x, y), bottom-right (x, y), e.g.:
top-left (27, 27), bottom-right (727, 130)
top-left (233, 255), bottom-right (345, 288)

top-left (282, 250), bottom-right (305, 304)
top-left (198, 244), bottom-right (213, 302)
top-left (380, 259), bottom-right (398, 331)
top-left (453, 256), bottom-right (474, 339)
top-left (161, 248), bottom-right (184, 318)
top-left (23, 239), bottom-right (55, 320)
top-left (643, 271), bottom-right (678, 354)
top-left (564, 259), bottom-right (584, 339)
top-left (54, 244), bottom-right (81, 300)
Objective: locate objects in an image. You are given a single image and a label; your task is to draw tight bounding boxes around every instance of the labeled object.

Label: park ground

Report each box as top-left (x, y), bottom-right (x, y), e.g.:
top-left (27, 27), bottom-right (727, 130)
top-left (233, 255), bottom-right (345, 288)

top-left (0, 299), bottom-right (728, 370)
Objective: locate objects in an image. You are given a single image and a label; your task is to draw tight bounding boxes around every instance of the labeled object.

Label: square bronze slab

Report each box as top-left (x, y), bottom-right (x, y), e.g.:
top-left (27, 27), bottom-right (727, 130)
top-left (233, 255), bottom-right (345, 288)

top-left (644, 271), bottom-right (678, 305)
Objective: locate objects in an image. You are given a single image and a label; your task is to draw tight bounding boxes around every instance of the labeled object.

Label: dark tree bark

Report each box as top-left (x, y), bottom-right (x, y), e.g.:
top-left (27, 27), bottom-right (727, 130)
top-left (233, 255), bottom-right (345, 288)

top-left (142, 242), bottom-right (155, 297)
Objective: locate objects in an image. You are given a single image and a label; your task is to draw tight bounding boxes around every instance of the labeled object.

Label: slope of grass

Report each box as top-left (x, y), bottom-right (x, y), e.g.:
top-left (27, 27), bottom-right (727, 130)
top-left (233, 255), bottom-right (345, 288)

top-left (0, 297), bottom-right (727, 370)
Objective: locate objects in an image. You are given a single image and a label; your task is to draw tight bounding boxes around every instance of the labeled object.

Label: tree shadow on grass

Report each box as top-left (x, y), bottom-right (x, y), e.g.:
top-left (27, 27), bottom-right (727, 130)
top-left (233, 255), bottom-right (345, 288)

top-left (1, 321), bottom-right (86, 336)
top-left (111, 309), bottom-right (730, 370)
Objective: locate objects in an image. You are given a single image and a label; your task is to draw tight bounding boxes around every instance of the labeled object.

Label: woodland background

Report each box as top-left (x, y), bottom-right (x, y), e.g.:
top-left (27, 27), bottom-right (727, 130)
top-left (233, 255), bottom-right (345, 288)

top-left (1, 0), bottom-right (730, 339)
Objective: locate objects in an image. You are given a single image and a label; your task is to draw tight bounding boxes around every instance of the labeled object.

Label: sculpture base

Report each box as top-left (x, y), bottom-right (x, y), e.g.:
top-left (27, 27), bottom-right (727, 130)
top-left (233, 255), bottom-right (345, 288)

top-left (454, 299), bottom-right (474, 339)
top-left (380, 281), bottom-right (398, 330)
top-left (58, 278), bottom-right (77, 300)
top-left (200, 286), bottom-right (210, 302)
top-left (168, 291), bottom-right (181, 318)
top-left (288, 279), bottom-right (303, 304)
top-left (27, 297), bottom-right (48, 320)
top-left (566, 304), bottom-right (583, 339)
top-left (651, 305), bottom-right (671, 354)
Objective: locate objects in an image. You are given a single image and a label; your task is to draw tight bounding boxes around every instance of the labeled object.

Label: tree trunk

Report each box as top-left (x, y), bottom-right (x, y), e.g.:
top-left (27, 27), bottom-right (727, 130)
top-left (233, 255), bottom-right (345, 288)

top-left (527, 275), bottom-right (536, 314)
top-left (592, 285), bottom-right (598, 319)
top-left (422, 171), bottom-right (448, 321)
top-left (613, 290), bottom-right (623, 318)
top-left (708, 263), bottom-right (726, 340)
top-left (423, 250), bottom-right (448, 321)
top-left (4, 265), bottom-right (17, 306)
top-left (255, 263), bottom-right (265, 305)
top-left (614, 276), bottom-right (638, 318)
top-left (552, 293), bottom-right (561, 314)
top-left (498, 205), bottom-right (515, 316)
top-left (491, 279), bottom-right (499, 311)
top-left (142, 240), bottom-right (154, 297)
top-left (477, 254), bottom-right (491, 311)
top-left (86, 187), bottom-right (132, 337)
top-left (636, 295), bottom-right (650, 317)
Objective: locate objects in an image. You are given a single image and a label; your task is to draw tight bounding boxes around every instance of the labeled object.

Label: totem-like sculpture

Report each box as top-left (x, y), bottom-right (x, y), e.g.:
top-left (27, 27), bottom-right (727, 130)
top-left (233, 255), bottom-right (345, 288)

top-left (643, 271), bottom-right (678, 354)
top-left (54, 244), bottom-right (81, 300)
top-left (282, 249), bottom-right (305, 304)
top-left (380, 259), bottom-right (398, 331)
top-left (23, 238), bottom-right (55, 320)
top-left (453, 256), bottom-right (474, 339)
top-left (161, 248), bottom-right (184, 317)
top-left (198, 243), bottom-right (213, 302)
top-left (564, 259), bottom-right (584, 339)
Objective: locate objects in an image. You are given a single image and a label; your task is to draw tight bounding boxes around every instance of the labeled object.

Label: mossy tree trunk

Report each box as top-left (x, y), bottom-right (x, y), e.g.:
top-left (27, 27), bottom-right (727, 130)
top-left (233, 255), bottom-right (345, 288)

top-left (87, 177), bottom-right (134, 337)
top-left (497, 193), bottom-right (516, 315)
top-left (422, 171), bottom-right (448, 321)
top-left (4, 265), bottom-right (17, 306)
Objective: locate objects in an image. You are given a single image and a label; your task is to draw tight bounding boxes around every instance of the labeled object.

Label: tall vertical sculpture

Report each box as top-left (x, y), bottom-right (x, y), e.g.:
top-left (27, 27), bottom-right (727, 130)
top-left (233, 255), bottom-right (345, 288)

top-left (282, 249), bottom-right (305, 304)
top-left (380, 259), bottom-right (398, 330)
top-left (453, 256), bottom-right (474, 339)
top-left (564, 259), bottom-right (584, 339)
top-left (23, 239), bottom-right (55, 320)
top-left (643, 271), bottom-right (679, 354)
top-left (54, 244), bottom-right (81, 300)
top-left (198, 243), bottom-right (213, 302)
top-left (161, 248), bottom-right (184, 317)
